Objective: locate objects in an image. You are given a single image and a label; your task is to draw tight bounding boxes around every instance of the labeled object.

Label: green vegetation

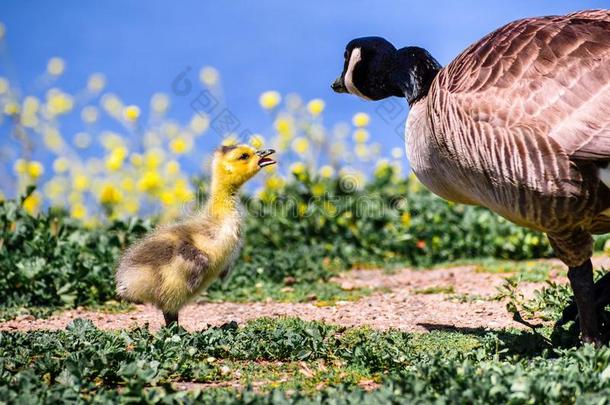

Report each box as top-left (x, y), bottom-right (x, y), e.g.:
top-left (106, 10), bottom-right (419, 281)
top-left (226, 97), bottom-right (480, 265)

top-left (4, 176), bottom-right (610, 402)
top-left (1, 171), bottom-right (570, 314)
top-left (3, 317), bottom-right (610, 403)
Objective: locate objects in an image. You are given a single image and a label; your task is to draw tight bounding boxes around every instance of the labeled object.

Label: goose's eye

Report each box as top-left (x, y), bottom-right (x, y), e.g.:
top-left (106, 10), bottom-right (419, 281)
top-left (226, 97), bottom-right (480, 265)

top-left (238, 153), bottom-right (250, 161)
top-left (344, 50), bottom-right (348, 59)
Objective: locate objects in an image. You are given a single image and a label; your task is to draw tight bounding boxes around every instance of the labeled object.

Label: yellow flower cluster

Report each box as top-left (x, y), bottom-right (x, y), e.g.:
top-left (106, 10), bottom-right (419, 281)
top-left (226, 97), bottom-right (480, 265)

top-left (1, 41), bottom-right (404, 223)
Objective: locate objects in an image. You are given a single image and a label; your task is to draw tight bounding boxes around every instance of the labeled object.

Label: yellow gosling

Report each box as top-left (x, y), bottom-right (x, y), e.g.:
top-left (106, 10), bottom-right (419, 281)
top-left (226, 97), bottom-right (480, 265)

top-left (115, 144), bottom-right (276, 326)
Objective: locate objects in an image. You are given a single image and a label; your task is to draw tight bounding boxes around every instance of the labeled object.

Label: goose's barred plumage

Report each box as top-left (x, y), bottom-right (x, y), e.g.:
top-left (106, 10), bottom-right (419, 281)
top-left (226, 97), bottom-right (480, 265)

top-left (412, 10), bottom-right (610, 267)
top-left (333, 9), bottom-right (610, 344)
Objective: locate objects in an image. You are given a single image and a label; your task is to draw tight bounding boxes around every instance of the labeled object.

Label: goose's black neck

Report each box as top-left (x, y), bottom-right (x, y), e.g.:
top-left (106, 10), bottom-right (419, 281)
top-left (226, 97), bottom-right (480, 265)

top-left (390, 47), bottom-right (441, 105)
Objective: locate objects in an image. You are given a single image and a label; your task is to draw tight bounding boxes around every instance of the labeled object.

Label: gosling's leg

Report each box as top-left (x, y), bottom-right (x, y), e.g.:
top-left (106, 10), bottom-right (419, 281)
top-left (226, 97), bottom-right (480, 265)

top-left (567, 259), bottom-right (603, 346)
top-left (163, 311), bottom-right (179, 327)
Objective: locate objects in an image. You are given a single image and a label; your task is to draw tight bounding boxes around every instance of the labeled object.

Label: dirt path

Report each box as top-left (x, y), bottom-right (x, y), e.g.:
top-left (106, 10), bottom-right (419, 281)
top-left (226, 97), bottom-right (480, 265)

top-left (6, 256), bottom-right (604, 333)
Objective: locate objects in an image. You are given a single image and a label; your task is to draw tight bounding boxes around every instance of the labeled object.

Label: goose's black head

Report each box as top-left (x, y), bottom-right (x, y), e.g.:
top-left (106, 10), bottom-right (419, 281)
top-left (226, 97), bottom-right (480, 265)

top-left (331, 37), bottom-right (441, 105)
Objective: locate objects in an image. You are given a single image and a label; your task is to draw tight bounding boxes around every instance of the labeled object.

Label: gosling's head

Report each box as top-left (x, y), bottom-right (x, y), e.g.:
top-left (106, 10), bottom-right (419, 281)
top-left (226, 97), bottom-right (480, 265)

top-left (212, 144), bottom-right (276, 189)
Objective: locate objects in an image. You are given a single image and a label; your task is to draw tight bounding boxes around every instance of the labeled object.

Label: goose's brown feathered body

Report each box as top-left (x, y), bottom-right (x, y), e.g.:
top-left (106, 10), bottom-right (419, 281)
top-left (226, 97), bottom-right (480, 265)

top-left (407, 10), bottom-right (610, 266)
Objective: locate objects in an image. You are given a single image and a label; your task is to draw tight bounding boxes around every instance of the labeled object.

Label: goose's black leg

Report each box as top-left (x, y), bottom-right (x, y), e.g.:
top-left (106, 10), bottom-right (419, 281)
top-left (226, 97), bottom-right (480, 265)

top-left (557, 272), bottom-right (610, 327)
top-left (163, 311), bottom-right (179, 327)
top-left (566, 259), bottom-right (603, 345)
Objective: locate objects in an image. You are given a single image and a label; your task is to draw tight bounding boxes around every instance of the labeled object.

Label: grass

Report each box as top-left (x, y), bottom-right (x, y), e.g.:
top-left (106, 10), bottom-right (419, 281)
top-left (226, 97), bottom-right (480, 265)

top-left (205, 280), bottom-right (374, 306)
top-left (413, 285), bottom-right (455, 295)
top-left (3, 317), bottom-right (610, 403)
top-left (431, 257), bottom-right (562, 282)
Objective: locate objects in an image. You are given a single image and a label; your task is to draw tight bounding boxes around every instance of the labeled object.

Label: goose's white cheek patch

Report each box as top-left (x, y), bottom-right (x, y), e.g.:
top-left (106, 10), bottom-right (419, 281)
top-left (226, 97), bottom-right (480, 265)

top-left (344, 48), bottom-right (372, 101)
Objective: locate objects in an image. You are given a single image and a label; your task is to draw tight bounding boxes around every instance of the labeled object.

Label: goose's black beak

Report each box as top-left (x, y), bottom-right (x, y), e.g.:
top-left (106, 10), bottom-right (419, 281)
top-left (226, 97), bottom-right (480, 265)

top-left (331, 76), bottom-right (347, 93)
top-left (256, 149), bottom-right (276, 168)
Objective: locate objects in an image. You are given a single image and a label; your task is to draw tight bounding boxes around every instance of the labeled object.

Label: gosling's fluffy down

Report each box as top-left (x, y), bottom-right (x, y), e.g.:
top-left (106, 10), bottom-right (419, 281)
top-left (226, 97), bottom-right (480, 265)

top-left (115, 145), bottom-right (276, 325)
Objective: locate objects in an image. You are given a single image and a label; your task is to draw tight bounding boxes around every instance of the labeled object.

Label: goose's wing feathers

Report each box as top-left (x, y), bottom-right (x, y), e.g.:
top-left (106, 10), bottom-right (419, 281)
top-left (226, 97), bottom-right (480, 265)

top-left (436, 9), bottom-right (610, 160)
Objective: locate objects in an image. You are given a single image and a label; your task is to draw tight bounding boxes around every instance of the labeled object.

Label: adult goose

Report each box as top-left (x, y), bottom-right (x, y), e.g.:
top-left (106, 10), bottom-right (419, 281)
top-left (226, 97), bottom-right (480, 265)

top-left (332, 9), bottom-right (610, 345)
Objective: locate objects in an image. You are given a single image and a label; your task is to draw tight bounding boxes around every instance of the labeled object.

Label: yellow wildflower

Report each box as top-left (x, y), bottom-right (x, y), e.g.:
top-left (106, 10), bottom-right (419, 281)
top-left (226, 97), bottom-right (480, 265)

top-left (319, 165), bottom-right (335, 178)
top-left (0, 77), bottom-right (8, 94)
top-left (401, 212), bottom-right (411, 227)
top-left (43, 178), bottom-right (66, 200)
top-left (391, 147), bottom-right (404, 159)
top-left (352, 112), bottom-right (370, 127)
top-left (199, 66), bottom-right (219, 86)
top-left (138, 170), bottom-right (163, 192)
top-left (130, 153), bottom-right (143, 167)
top-left (190, 114), bottom-right (209, 134)
top-left (170, 137), bottom-right (190, 154)
top-left (105, 154), bottom-right (124, 171)
top-left (4, 101), bottom-right (19, 115)
top-left (47, 57), bottom-right (65, 76)
top-left (27, 161), bottom-right (44, 179)
top-left (292, 137), bottom-right (309, 154)
top-left (311, 183), bottom-right (325, 197)
top-left (68, 191), bottom-right (82, 204)
top-left (47, 90), bottom-right (73, 115)
top-left (222, 134), bottom-right (238, 146)
top-left (87, 73), bottom-right (106, 93)
top-left (52, 158), bottom-right (69, 173)
top-left (165, 160), bottom-right (180, 175)
top-left (290, 162), bottom-right (307, 176)
top-left (100, 132), bottom-right (123, 150)
top-left (159, 190), bottom-right (176, 206)
top-left (353, 129), bottom-right (369, 143)
top-left (73, 174), bottom-right (90, 191)
top-left (306, 98), bottom-right (325, 116)
top-left (124, 199), bottom-right (140, 214)
top-left (22, 96), bottom-right (39, 114)
top-left (70, 203), bottom-right (87, 220)
top-left (121, 177), bottom-right (135, 191)
top-left (100, 184), bottom-right (122, 205)
top-left (150, 93), bottom-right (169, 113)
top-left (13, 159), bottom-right (27, 174)
top-left (275, 117), bottom-right (293, 136)
top-left (174, 180), bottom-right (194, 202)
top-left (259, 91), bottom-right (281, 110)
top-left (23, 192), bottom-right (42, 215)
top-left (81, 106), bottom-right (98, 123)
top-left (101, 93), bottom-right (122, 116)
top-left (144, 149), bottom-right (164, 169)
top-left (123, 105), bottom-right (140, 122)
top-left (250, 134), bottom-right (265, 149)
top-left (355, 144), bottom-right (369, 159)
top-left (74, 132), bottom-right (92, 149)
top-left (43, 128), bottom-right (63, 151)
top-left (265, 176), bottom-right (285, 190)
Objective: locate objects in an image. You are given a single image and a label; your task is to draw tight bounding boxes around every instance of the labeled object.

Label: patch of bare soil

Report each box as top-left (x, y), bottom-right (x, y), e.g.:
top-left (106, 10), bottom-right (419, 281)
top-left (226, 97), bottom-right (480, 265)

top-left (4, 256), bottom-right (599, 333)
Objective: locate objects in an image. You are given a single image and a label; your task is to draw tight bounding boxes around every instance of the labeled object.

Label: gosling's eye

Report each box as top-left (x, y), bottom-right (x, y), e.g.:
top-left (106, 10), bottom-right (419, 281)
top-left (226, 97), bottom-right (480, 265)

top-left (238, 153), bottom-right (250, 160)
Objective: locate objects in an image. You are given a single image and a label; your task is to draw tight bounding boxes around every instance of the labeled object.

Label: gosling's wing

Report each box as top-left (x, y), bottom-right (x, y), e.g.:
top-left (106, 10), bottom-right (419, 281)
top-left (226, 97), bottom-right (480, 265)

top-left (176, 242), bottom-right (210, 292)
top-left (120, 237), bottom-right (176, 268)
top-left (434, 10), bottom-right (610, 160)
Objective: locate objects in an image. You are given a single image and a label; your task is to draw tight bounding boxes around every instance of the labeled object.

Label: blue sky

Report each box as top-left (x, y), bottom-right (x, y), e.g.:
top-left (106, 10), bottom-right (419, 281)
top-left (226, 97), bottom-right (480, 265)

top-left (1, 0), bottom-right (609, 166)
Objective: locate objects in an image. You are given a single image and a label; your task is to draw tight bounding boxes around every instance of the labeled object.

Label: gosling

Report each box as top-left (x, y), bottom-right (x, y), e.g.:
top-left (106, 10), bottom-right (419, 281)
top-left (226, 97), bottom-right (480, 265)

top-left (115, 144), bottom-right (276, 326)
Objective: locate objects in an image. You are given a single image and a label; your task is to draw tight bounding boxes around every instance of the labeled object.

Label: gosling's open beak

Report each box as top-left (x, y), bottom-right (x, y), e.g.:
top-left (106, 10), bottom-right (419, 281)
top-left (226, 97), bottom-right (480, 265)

top-left (331, 76), bottom-right (347, 93)
top-left (256, 148), bottom-right (276, 168)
